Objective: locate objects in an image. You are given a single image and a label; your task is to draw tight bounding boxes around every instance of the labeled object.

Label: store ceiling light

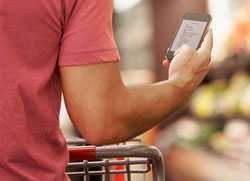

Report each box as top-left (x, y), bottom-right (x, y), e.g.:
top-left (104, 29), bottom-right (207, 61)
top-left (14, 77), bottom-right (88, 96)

top-left (113, 0), bottom-right (143, 13)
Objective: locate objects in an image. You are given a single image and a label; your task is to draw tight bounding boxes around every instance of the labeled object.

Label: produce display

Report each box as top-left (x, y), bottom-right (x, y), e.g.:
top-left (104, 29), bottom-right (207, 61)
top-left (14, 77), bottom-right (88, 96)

top-left (191, 71), bottom-right (250, 120)
top-left (161, 2), bottom-right (250, 177)
top-left (225, 2), bottom-right (250, 55)
top-left (172, 68), bottom-right (250, 170)
top-left (161, 2), bottom-right (250, 170)
top-left (173, 117), bottom-right (250, 169)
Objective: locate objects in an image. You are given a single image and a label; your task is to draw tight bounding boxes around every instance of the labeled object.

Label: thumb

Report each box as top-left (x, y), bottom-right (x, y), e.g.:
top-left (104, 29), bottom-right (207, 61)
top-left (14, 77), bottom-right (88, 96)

top-left (197, 29), bottom-right (213, 57)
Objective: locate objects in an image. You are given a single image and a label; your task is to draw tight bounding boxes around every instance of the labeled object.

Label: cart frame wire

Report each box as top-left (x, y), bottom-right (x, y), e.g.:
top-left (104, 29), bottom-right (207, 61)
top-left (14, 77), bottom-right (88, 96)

top-left (67, 139), bottom-right (165, 181)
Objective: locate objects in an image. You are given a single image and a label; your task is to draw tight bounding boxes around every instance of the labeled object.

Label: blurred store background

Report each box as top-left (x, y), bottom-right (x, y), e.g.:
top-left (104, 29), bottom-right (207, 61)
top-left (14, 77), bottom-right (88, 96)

top-left (61, 0), bottom-right (250, 180)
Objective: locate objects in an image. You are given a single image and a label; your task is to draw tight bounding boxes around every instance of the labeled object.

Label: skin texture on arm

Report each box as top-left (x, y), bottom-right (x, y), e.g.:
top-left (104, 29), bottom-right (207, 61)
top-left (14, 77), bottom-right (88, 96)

top-left (60, 31), bottom-right (213, 145)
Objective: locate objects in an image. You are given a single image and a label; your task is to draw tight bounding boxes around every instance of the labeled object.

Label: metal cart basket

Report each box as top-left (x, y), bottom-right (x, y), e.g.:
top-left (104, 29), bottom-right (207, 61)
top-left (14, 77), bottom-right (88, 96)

top-left (67, 138), bottom-right (165, 181)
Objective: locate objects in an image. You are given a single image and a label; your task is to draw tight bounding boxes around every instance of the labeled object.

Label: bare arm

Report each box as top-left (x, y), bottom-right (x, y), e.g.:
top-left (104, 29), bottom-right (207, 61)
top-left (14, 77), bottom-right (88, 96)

top-left (60, 31), bottom-right (213, 145)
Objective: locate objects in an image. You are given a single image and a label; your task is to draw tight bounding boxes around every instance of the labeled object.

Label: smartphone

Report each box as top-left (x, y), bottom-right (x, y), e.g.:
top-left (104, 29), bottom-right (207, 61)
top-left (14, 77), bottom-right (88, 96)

top-left (165, 12), bottom-right (212, 61)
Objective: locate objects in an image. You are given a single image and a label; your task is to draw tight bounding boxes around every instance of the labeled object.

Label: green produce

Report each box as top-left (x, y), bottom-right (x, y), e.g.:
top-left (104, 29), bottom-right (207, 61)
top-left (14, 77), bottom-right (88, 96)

top-left (191, 71), bottom-right (250, 120)
top-left (239, 84), bottom-right (250, 118)
top-left (191, 80), bottom-right (226, 119)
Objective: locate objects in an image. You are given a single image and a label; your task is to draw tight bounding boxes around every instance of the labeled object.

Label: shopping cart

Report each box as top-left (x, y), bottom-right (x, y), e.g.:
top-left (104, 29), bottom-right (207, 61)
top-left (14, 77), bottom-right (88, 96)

top-left (67, 137), bottom-right (165, 181)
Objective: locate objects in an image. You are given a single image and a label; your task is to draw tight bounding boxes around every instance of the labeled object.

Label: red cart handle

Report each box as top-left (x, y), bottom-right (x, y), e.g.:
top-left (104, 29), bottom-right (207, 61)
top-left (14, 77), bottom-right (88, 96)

top-left (68, 146), bottom-right (96, 161)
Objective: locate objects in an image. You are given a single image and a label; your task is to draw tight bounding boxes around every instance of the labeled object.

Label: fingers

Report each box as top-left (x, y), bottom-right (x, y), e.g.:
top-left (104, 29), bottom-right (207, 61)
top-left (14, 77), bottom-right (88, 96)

top-left (172, 44), bottom-right (196, 67)
top-left (162, 59), bottom-right (170, 70)
top-left (194, 62), bottom-right (211, 75)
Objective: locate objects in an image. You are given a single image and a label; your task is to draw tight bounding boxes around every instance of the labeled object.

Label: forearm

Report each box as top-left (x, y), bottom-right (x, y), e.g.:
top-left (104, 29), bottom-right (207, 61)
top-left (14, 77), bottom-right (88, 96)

top-left (108, 79), bottom-right (190, 143)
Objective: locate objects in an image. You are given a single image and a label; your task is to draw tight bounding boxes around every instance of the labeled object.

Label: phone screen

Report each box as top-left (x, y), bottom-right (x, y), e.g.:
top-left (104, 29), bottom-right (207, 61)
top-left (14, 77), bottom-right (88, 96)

top-left (166, 13), bottom-right (211, 60)
top-left (171, 19), bottom-right (208, 51)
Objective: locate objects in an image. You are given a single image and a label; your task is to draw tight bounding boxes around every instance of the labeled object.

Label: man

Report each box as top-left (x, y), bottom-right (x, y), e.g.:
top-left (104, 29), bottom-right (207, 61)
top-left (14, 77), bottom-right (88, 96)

top-left (0, 0), bottom-right (212, 180)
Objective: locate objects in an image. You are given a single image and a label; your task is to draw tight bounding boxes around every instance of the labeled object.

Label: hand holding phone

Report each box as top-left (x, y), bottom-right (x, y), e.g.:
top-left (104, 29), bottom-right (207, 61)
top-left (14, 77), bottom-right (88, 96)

top-left (166, 13), bottom-right (212, 61)
top-left (167, 29), bottom-right (213, 96)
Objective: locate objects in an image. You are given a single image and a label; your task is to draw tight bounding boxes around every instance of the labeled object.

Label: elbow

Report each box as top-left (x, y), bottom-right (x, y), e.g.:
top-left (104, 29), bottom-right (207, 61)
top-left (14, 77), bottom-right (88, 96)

top-left (79, 124), bottom-right (121, 146)
top-left (75, 113), bottom-right (123, 146)
top-left (68, 92), bottom-right (128, 145)
top-left (81, 131), bottom-right (106, 146)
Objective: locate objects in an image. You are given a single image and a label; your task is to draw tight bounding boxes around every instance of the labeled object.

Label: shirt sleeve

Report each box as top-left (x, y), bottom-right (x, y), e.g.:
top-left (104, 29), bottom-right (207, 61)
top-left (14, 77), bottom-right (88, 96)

top-left (58, 0), bottom-right (120, 66)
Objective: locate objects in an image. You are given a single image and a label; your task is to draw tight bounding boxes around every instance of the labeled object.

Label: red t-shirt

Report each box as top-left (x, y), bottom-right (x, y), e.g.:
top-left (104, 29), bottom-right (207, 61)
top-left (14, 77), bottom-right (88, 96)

top-left (0, 0), bottom-right (119, 180)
